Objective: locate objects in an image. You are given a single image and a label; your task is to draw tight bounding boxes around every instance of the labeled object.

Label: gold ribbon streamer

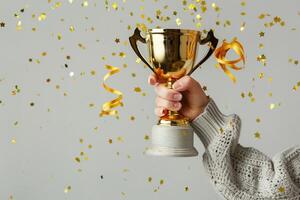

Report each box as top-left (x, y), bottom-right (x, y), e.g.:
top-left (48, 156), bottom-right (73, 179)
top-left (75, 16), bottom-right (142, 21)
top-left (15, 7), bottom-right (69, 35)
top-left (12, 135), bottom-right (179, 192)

top-left (99, 64), bottom-right (123, 118)
top-left (214, 37), bottom-right (245, 83)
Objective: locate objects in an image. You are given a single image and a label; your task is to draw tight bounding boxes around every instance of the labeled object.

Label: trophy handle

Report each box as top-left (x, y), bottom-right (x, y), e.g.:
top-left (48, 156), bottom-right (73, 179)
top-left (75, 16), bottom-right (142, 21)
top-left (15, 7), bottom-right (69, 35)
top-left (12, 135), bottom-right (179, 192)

top-left (188, 30), bottom-right (218, 76)
top-left (129, 28), bottom-right (155, 74)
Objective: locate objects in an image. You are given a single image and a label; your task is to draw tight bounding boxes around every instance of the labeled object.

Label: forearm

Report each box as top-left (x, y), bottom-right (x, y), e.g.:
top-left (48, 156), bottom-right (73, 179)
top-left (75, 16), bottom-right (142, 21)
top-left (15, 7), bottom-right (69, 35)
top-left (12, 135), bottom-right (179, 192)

top-left (190, 97), bottom-right (300, 199)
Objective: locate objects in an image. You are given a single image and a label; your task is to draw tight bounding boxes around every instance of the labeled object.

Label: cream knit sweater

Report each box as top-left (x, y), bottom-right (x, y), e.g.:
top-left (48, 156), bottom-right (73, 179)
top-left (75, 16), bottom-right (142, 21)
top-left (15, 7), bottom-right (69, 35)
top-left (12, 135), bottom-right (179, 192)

top-left (190, 97), bottom-right (300, 200)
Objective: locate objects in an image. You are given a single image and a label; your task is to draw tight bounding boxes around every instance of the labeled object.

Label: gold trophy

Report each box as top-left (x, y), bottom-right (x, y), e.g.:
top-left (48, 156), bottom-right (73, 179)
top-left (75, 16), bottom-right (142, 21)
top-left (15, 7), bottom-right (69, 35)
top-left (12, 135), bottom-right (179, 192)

top-left (129, 27), bottom-right (218, 157)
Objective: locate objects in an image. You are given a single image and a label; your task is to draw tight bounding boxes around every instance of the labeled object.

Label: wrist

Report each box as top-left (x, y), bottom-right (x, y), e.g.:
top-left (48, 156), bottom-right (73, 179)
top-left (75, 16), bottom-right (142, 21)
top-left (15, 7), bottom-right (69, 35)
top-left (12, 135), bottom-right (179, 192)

top-left (190, 95), bottom-right (210, 121)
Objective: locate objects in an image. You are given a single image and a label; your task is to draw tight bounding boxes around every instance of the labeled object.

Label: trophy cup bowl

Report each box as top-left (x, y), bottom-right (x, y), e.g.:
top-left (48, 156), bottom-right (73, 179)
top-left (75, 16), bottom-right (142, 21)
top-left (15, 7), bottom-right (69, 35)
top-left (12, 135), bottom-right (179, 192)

top-left (129, 28), bottom-right (218, 157)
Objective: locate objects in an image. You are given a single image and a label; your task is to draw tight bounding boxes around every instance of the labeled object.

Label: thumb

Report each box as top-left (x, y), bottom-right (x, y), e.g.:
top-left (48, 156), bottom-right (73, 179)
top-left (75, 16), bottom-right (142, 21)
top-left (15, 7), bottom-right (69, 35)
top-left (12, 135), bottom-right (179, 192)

top-left (172, 76), bottom-right (201, 93)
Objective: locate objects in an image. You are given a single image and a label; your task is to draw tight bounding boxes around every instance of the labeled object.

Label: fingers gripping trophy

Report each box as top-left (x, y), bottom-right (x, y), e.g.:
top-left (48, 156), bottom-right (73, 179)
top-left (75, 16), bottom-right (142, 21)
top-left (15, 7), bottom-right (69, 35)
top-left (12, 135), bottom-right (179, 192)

top-left (129, 27), bottom-right (218, 157)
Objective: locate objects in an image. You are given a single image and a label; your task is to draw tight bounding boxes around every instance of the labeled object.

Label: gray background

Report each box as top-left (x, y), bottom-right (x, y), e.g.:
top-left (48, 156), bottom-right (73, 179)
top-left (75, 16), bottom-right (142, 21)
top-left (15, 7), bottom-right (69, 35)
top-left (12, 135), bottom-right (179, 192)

top-left (0, 0), bottom-right (300, 199)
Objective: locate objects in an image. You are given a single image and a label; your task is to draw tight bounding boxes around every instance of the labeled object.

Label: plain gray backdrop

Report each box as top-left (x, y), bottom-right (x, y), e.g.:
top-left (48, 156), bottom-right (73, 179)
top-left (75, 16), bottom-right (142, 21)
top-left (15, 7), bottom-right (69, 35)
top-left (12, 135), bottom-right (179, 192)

top-left (1, 0), bottom-right (300, 199)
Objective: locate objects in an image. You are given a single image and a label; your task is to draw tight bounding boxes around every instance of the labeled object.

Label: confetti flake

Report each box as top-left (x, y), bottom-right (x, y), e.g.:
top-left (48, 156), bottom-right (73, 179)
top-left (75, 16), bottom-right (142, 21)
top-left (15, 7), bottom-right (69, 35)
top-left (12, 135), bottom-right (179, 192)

top-left (176, 18), bottom-right (182, 26)
top-left (134, 87), bottom-right (141, 92)
top-left (38, 13), bottom-right (47, 21)
top-left (184, 186), bottom-right (189, 191)
top-left (259, 32), bottom-right (265, 37)
top-left (269, 103), bottom-right (276, 110)
top-left (112, 2), bottom-right (118, 10)
top-left (64, 185), bottom-right (72, 193)
top-left (69, 25), bottom-right (75, 32)
top-left (11, 138), bottom-right (17, 144)
top-left (144, 134), bottom-right (150, 140)
top-left (278, 186), bottom-right (285, 193)
top-left (160, 179), bottom-right (164, 185)
top-left (240, 22), bottom-right (246, 31)
top-left (254, 132), bottom-right (261, 139)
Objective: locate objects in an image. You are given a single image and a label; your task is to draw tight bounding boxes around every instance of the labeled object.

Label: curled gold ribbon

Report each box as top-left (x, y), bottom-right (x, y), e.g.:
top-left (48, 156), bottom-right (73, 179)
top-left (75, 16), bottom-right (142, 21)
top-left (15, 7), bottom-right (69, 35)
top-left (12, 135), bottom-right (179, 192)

top-left (99, 64), bottom-right (123, 118)
top-left (214, 38), bottom-right (245, 83)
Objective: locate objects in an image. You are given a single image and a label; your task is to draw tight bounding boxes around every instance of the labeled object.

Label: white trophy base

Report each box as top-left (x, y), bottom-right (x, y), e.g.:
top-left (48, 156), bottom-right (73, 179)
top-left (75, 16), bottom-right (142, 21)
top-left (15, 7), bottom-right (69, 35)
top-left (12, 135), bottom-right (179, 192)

top-left (146, 124), bottom-right (198, 157)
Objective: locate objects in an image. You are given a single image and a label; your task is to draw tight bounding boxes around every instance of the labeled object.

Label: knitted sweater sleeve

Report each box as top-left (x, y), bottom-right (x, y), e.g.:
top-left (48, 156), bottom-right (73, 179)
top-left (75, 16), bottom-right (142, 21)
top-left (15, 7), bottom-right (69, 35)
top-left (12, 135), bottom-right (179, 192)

top-left (190, 97), bottom-right (300, 200)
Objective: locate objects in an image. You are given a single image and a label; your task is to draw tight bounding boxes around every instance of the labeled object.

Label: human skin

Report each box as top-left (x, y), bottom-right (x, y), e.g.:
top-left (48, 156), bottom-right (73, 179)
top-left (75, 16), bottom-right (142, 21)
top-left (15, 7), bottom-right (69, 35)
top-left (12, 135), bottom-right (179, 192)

top-left (148, 74), bottom-right (210, 121)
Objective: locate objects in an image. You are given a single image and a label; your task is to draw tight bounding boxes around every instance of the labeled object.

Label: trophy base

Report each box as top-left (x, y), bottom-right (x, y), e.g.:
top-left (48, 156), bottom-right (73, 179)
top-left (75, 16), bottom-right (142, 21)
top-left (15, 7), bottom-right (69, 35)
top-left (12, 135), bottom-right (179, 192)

top-left (146, 124), bottom-right (198, 157)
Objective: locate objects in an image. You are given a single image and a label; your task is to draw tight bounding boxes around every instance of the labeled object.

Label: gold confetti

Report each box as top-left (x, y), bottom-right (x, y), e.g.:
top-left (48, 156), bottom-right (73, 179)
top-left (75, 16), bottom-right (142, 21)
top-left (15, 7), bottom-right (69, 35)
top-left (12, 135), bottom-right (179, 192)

top-left (64, 185), bottom-right (72, 193)
top-left (259, 32), bottom-right (265, 37)
top-left (269, 103), bottom-right (276, 110)
top-left (257, 54), bottom-right (267, 65)
top-left (214, 38), bottom-right (246, 83)
top-left (256, 118), bottom-right (261, 123)
top-left (184, 186), bottom-right (189, 191)
top-left (278, 186), bottom-right (285, 193)
top-left (144, 134), bottom-right (150, 140)
top-left (130, 116), bottom-right (135, 121)
top-left (108, 138), bottom-right (113, 144)
top-left (75, 157), bottom-right (80, 163)
top-left (160, 179), bottom-right (164, 185)
top-left (240, 22), bottom-right (246, 31)
top-left (16, 20), bottom-right (22, 30)
top-left (100, 65), bottom-right (123, 118)
top-left (82, 0), bottom-right (88, 7)
top-left (38, 13), bottom-right (47, 21)
top-left (11, 138), bottom-right (17, 144)
top-left (69, 25), bottom-right (75, 32)
top-left (148, 177), bottom-right (152, 182)
top-left (254, 131), bottom-right (261, 139)
top-left (258, 72), bottom-right (264, 79)
top-left (57, 33), bottom-right (62, 40)
top-left (176, 18), bottom-right (182, 26)
top-left (211, 3), bottom-right (220, 12)
top-left (134, 87), bottom-right (141, 92)
top-left (112, 2), bottom-right (118, 10)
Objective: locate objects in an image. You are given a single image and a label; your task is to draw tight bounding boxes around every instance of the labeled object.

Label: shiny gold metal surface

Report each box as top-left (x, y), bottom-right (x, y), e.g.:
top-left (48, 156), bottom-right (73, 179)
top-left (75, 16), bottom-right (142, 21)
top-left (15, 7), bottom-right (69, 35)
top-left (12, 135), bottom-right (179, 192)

top-left (129, 28), bottom-right (218, 126)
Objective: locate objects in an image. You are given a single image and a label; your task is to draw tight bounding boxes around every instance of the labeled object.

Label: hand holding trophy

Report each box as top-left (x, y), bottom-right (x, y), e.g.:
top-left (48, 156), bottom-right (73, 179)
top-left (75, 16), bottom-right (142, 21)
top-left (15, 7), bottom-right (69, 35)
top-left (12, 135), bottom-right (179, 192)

top-left (129, 27), bottom-right (218, 157)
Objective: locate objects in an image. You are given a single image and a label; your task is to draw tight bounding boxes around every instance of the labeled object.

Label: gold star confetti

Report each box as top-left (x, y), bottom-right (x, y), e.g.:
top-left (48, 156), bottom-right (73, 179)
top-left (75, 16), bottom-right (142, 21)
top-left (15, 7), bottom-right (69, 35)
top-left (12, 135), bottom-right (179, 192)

top-left (254, 131), bottom-right (261, 139)
top-left (115, 38), bottom-right (120, 43)
top-left (257, 54), bottom-right (267, 65)
top-left (0, 22), bottom-right (5, 27)
top-left (259, 31), bottom-right (265, 37)
top-left (278, 186), bottom-right (285, 193)
top-left (184, 186), bottom-right (189, 191)
top-left (64, 185), bottom-right (72, 193)
top-left (148, 177), bottom-right (152, 182)
top-left (256, 118), bottom-right (261, 123)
